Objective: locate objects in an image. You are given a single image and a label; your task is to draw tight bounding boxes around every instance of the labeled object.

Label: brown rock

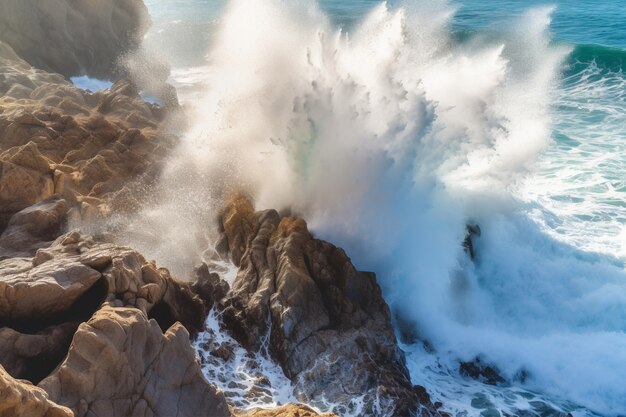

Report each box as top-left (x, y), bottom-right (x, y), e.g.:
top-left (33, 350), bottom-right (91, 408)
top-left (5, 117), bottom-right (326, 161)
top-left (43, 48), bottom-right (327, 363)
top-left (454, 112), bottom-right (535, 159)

top-left (0, 41), bottom-right (178, 228)
top-left (0, 255), bottom-right (101, 321)
top-left (0, 195), bottom-right (68, 257)
top-left (0, 364), bottom-right (73, 417)
top-left (38, 306), bottom-right (230, 417)
top-left (192, 262), bottom-right (231, 307)
top-left (0, 227), bottom-right (206, 334)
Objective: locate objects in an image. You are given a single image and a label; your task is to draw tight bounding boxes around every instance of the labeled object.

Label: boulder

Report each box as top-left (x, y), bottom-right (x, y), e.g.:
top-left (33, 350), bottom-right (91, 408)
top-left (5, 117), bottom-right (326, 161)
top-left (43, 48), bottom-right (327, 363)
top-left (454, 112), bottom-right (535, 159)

top-left (218, 195), bottom-right (443, 416)
top-left (0, 255), bottom-right (102, 321)
top-left (39, 306), bottom-right (231, 417)
top-left (0, 195), bottom-right (68, 257)
top-left (0, 0), bottom-right (149, 79)
top-left (459, 357), bottom-right (506, 386)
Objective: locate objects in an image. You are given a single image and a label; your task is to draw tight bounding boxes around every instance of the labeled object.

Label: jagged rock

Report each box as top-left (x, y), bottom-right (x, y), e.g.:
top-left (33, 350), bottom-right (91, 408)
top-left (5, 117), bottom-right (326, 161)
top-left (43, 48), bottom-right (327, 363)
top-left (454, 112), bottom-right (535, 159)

top-left (193, 262), bottom-right (231, 308)
top-left (218, 195), bottom-right (443, 416)
top-left (0, 41), bottom-right (177, 230)
top-left (0, 0), bottom-right (149, 79)
top-left (459, 357), bottom-right (506, 386)
top-left (237, 404), bottom-right (337, 417)
top-left (463, 224), bottom-right (481, 259)
top-left (39, 306), bottom-right (231, 417)
top-left (0, 364), bottom-right (73, 417)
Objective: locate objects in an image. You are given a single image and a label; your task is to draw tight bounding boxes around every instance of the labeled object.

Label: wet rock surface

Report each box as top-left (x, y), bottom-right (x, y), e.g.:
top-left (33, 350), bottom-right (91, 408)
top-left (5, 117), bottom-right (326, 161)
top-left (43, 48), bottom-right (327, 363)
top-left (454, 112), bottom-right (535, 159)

top-left (459, 357), bottom-right (506, 386)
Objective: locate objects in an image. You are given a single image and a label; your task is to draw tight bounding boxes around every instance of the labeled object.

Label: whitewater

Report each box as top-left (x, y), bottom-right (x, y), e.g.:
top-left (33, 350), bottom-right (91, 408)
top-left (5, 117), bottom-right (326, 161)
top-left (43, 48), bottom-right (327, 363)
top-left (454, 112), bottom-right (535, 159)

top-left (80, 0), bottom-right (626, 415)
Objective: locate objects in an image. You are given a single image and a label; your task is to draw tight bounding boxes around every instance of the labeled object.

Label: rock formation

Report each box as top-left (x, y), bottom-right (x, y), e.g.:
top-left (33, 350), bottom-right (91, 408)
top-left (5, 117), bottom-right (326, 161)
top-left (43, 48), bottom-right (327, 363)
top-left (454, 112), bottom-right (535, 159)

top-left (0, 41), bottom-right (177, 232)
top-left (0, 0), bottom-right (149, 80)
top-left (217, 195), bottom-right (444, 416)
top-left (39, 306), bottom-right (231, 417)
top-left (0, 203), bottom-right (206, 332)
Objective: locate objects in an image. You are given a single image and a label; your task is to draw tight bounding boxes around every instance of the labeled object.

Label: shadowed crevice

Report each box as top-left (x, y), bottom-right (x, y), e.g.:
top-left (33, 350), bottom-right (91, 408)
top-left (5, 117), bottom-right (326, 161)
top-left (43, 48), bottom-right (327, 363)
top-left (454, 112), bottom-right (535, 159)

top-left (0, 277), bottom-right (109, 334)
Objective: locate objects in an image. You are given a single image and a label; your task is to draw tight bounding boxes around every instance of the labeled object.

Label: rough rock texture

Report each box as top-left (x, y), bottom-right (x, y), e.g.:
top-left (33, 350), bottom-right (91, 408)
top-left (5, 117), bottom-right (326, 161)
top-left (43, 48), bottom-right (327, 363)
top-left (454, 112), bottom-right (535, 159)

top-left (217, 195), bottom-right (444, 416)
top-left (193, 262), bottom-right (231, 309)
top-left (0, 41), bottom-right (177, 232)
top-left (0, 228), bottom-right (206, 334)
top-left (0, 0), bottom-right (149, 79)
top-left (39, 306), bottom-right (230, 417)
top-left (0, 364), bottom-right (73, 417)
top-left (237, 404), bottom-right (337, 417)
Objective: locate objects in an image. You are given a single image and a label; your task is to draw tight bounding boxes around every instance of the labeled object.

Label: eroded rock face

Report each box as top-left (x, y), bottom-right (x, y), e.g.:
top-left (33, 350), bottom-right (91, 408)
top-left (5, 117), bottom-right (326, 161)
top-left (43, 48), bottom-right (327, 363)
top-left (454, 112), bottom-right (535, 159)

top-left (0, 364), bottom-right (73, 417)
top-left (39, 306), bottom-right (230, 417)
top-left (0, 0), bottom-right (149, 80)
top-left (0, 41), bottom-right (177, 231)
top-left (217, 195), bottom-right (443, 416)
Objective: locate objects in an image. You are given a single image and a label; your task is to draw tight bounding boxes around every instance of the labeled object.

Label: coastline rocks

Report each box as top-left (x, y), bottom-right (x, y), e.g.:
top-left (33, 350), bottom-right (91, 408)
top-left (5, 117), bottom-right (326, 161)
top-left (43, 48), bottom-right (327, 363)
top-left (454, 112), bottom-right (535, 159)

top-left (217, 195), bottom-right (442, 416)
top-left (39, 306), bottom-right (231, 417)
top-left (0, 0), bottom-right (149, 79)
top-left (0, 227), bottom-right (206, 334)
top-left (192, 262), bottom-right (231, 309)
top-left (0, 41), bottom-right (177, 230)
top-left (0, 365), bottom-right (73, 417)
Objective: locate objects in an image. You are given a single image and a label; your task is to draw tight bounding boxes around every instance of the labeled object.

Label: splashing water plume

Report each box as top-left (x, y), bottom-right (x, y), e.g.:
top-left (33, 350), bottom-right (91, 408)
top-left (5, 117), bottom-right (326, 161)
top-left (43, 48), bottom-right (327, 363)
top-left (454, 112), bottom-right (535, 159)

top-left (109, 0), bottom-right (626, 415)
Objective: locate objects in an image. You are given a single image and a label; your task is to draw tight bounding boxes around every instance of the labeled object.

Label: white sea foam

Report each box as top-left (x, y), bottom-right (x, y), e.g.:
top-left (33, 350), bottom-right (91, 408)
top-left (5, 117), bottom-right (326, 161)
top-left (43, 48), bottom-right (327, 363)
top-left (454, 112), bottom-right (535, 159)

top-left (194, 309), bottom-right (297, 410)
top-left (114, 1), bottom-right (626, 415)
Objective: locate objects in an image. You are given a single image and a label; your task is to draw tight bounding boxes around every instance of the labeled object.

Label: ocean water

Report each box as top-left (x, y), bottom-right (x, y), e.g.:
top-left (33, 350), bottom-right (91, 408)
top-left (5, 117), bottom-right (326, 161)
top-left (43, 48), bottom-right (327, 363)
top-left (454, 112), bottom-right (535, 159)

top-left (126, 1), bottom-right (626, 416)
